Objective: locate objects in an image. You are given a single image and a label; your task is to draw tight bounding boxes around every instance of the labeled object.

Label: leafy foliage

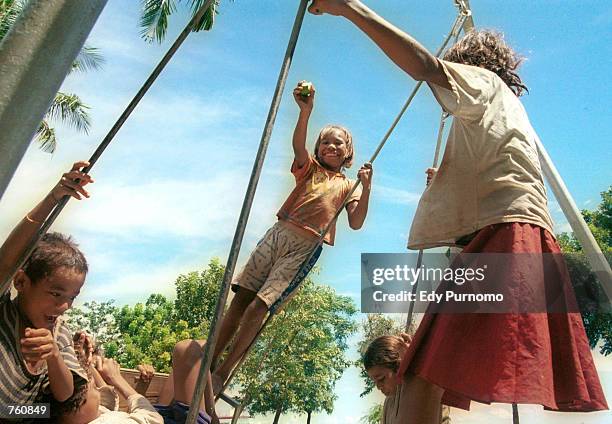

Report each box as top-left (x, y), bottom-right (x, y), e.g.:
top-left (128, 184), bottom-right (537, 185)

top-left (67, 259), bottom-right (224, 372)
top-left (140, 0), bottom-right (221, 43)
top-left (108, 294), bottom-right (197, 372)
top-left (361, 403), bottom-right (383, 424)
top-left (72, 46), bottom-right (105, 73)
top-left (235, 274), bottom-right (358, 420)
top-left (173, 257), bottom-right (224, 333)
top-left (557, 186), bottom-right (612, 355)
top-left (66, 300), bottom-right (121, 347)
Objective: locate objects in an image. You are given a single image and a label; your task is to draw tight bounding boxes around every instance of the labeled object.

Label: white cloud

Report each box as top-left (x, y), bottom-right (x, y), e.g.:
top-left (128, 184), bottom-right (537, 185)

top-left (73, 175), bottom-right (275, 240)
top-left (375, 185), bottom-right (421, 205)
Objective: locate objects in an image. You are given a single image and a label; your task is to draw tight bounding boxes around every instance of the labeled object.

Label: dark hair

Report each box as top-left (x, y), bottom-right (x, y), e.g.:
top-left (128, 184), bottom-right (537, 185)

top-left (363, 335), bottom-right (406, 373)
top-left (48, 378), bottom-right (89, 418)
top-left (23, 232), bottom-right (88, 283)
top-left (443, 29), bottom-right (528, 96)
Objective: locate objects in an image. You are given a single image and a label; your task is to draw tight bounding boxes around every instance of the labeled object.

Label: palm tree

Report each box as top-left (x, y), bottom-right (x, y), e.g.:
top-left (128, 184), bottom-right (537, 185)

top-left (0, 0), bottom-right (103, 153)
top-left (139, 0), bottom-right (220, 43)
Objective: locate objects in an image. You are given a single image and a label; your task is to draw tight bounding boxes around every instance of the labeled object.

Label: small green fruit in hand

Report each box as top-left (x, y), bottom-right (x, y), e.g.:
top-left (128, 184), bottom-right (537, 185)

top-left (298, 81), bottom-right (313, 97)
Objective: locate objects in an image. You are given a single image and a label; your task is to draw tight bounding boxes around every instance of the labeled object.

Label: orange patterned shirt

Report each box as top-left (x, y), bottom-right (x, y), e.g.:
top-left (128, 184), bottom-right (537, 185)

top-left (277, 156), bottom-right (361, 245)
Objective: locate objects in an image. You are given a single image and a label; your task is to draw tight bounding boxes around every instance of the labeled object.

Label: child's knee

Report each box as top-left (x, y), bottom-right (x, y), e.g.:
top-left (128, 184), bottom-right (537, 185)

top-left (173, 339), bottom-right (206, 363)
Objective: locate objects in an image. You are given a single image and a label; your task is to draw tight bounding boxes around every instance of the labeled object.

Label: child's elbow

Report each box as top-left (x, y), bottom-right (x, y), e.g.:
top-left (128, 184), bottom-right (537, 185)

top-left (349, 220), bottom-right (363, 231)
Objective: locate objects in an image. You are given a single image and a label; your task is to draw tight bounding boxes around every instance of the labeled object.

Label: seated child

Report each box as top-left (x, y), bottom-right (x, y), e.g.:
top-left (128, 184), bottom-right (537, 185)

top-left (59, 340), bottom-right (164, 424)
top-left (211, 81), bottom-right (374, 393)
top-left (67, 334), bottom-right (218, 424)
top-left (0, 161), bottom-right (94, 416)
top-left (364, 334), bottom-right (451, 424)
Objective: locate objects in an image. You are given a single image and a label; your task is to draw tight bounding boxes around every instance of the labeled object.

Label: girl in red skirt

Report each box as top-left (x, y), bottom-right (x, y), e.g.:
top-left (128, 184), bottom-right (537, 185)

top-left (309, 1), bottom-right (608, 422)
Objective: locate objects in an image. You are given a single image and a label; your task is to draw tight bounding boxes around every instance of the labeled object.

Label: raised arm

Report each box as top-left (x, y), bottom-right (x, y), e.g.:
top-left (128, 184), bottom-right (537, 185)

top-left (346, 162), bottom-right (373, 230)
top-left (0, 161), bottom-right (93, 293)
top-left (292, 81), bottom-right (316, 168)
top-left (309, 0), bottom-right (451, 88)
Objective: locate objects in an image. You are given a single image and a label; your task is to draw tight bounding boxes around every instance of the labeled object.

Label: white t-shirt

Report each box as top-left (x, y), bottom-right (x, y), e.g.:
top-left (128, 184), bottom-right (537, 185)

top-left (408, 60), bottom-right (554, 249)
top-left (91, 393), bottom-right (163, 424)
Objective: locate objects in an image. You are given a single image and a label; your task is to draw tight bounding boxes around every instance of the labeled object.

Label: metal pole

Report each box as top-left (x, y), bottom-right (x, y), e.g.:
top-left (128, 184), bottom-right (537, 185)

top-left (184, 2), bottom-right (310, 422)
top-left (405, 112), bottom-right (448, 332)
top-left (512, 403), bottom-right (520, 424)
top-left (0, 0), bottom-right (217, 296)
top-left (0, 0), bottom-right (108, 201)
top-left (534, 136), bottom-right (612, 294)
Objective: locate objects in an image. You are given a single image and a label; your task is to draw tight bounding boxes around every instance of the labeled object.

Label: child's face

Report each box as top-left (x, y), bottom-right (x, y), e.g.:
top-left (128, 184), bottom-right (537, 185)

top-left (367, 365), bottom-right (398, 396)
top-left (317, 129), bottom-right (349, 171)
top-left (15, 267), bottom-right (85, 330)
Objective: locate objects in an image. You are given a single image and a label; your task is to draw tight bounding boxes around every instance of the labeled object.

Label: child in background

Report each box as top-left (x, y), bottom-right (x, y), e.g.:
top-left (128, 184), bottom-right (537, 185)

top-left (61, 333), bottom-right (164, 424)
top-left (309, 1), bottom-right (607, 422)
top-left (364, 334), bottom-right (451, 424)
top-left (0, 161), bottom-right (94, 415)
top-left (211, 81), bottom-right (373, 393)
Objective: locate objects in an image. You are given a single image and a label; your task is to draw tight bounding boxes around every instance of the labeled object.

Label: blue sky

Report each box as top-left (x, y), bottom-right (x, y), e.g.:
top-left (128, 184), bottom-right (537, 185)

top-left (1, 0), bottom-right (611, 422)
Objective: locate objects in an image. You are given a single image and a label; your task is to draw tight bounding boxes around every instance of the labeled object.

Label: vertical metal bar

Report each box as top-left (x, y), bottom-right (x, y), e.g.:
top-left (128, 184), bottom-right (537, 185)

top-left (512, 403), bottom-right (520, 424)
top-left (184, 2), bottom-right (310, 422)
top-left (0, 0), bottom-right (216, 296)
top-left (534, 136), bottom-right (612, 293)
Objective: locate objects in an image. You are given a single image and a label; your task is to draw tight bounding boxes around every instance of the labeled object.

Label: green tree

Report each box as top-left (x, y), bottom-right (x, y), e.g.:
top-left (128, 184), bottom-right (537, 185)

top-left (361, 403), bottom-right (382, 424)
top-left (66, 300), bottom-right (121, 347)
top-left (139, 0), bottom-right (220, 43)
top-left (0, 0), bottom-right (103, 152)
top-left (101, 259), bottom-right (223, 371)
top-left (108, 293), bottom-right (197, 372)
top-left (235, 276), bottom-right (358, 424)
top-left (557, 186), bottom-right (612, 355)
top-left (174, 257), bottom-right (224, 334)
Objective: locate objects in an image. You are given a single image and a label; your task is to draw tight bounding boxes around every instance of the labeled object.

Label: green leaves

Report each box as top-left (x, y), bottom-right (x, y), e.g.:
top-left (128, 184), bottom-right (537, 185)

top-left (71, 45), bottom-right (105, 73)
top-left (140, 0), bottom-right (177, 43)
top-left (235, 277), bottom-right (358, 418)
top-left (139, 0), bottom-right (221, 44)
top-left (557, 186), bottom-right (612, 355)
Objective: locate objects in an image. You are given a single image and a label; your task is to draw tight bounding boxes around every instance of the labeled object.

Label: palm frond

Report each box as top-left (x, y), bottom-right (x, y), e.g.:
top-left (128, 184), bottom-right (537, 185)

top-left (0, 0), bottom-right (23, 41)
top-left (71, 45), bottom-right (105, 73)
top-left (189, 0), bottom-right (220, 32)
top-left (140, 0), bottom-right (177, 43)
top-left (46, 92), bottom-right (91, 134)
top-left (35, 120), bottom-right (57, 153)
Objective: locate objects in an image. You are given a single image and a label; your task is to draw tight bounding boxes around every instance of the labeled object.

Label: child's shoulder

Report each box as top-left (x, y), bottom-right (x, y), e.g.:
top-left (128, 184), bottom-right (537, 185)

top-left (0, 292), bottom-right (19, 327)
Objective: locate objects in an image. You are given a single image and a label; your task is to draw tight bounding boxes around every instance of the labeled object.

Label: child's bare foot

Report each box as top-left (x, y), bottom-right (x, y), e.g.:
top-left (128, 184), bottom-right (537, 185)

top-left (212, 372), bottom-right (224, 396)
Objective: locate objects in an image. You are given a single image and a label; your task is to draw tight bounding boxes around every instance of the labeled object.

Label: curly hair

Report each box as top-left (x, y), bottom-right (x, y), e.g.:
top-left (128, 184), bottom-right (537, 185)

top-left (23, 232), bottom-right (88, 283)
top-left (363, 335), bottom-right (407, 372)
top-left (443, 29), bottom-right (528, 96)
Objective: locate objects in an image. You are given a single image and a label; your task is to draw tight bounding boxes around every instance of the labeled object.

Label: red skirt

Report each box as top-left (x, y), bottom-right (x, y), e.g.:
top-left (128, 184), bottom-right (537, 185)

top-left (398, 222), bottom-right (608, 412)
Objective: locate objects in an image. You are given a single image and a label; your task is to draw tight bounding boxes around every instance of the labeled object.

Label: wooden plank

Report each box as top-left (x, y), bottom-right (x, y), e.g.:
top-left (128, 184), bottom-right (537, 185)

top-left (118, 368), bottom-right (169, 411)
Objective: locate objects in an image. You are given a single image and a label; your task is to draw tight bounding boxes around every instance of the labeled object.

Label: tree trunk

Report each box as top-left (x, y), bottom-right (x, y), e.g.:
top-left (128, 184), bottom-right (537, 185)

top-left (0, 0), bottom-right (107, 201)
top-left (306, 410), bottom-right (312, 424)
top-left (272, 405), bottom-right (282, 424)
